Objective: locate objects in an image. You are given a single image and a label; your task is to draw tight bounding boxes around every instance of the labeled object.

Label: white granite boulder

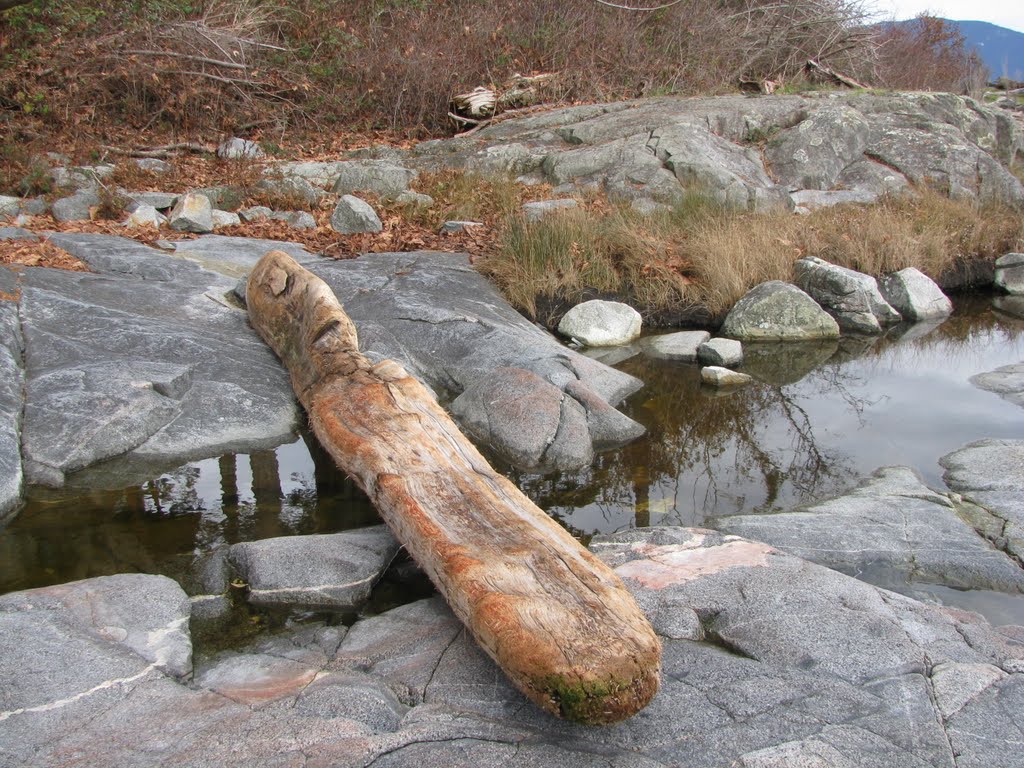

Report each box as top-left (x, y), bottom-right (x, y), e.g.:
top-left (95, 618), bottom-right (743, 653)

top-left (879, 267), bottom-right (953, 321)
top-left (558, 299), bottom-right (642, 346)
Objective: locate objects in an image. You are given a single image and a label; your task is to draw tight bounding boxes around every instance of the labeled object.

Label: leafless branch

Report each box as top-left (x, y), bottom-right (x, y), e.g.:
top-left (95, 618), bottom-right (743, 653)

top-left (124, 50), bottom-right (250, 70)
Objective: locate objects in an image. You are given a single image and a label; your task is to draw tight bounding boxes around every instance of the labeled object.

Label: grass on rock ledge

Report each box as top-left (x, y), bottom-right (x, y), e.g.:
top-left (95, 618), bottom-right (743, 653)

top-left (480, 189), bottom-right (1024, 327)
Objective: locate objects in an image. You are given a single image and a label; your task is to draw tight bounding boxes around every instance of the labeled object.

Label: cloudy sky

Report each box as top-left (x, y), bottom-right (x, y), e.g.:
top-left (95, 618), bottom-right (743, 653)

top-left (870, 0), bottom-right (1024, 33)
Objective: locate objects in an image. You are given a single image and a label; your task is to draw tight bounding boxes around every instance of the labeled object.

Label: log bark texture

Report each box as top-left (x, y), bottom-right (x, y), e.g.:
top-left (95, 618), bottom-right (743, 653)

top-left (246, 251), bottom-right (661, 724)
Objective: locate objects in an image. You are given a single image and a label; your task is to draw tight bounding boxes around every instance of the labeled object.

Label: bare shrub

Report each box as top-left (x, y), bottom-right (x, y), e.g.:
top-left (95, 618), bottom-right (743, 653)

top-left (872, 15), bottom-right (988, 93)
top-left (86, 0), bottom-right (303, 131)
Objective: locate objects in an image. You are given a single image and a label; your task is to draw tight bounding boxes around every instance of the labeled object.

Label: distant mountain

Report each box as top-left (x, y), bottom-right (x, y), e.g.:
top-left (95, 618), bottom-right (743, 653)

top-left (950, 20), bottom-right (1024, 81)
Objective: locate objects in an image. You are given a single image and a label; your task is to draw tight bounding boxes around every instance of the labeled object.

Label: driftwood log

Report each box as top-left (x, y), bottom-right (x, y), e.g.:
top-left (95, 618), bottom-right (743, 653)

top-left (246, 251), bottom-right (661, 724)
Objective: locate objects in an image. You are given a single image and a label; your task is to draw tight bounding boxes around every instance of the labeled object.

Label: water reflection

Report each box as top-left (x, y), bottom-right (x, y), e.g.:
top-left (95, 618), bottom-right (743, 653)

top-left (3, 296), bottom-right (1024, 605)
top-left (514, 296), bottom-right (1024, 538)
top-left (0, 431), bottom-right (379, 594)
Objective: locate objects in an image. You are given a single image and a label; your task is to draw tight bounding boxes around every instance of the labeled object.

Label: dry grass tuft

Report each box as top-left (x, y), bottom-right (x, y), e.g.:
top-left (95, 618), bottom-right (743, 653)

top-left (482, 188), bottom-right (1024, 325)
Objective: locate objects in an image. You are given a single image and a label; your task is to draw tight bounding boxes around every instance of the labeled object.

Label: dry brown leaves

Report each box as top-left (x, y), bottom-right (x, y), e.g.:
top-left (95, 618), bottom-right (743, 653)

top-left (8, 207), bottom-right (500, 273)
top-left (0, 237), bottom-right (90, 273)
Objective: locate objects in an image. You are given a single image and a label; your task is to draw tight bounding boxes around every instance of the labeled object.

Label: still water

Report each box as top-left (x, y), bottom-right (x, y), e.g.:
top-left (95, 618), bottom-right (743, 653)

top-left (2, 295), bottom-right (1024, 621)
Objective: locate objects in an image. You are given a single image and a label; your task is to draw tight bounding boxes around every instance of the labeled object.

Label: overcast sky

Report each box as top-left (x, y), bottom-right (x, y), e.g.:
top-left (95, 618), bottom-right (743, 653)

top-left (869, 0), bottom-right (1024, 33)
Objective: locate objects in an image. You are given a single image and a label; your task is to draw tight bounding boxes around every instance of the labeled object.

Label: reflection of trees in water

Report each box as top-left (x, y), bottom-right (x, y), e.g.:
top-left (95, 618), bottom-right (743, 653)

top-left (516, 348), bottom-right (878, 536)
top-left (2, 430), bottom-right (380, 593)
top-left (520, 299), bottom-right (1024, 537)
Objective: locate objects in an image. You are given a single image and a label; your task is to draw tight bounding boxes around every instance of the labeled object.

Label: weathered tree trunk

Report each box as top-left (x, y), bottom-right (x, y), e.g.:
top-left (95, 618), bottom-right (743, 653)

top-left (246, 251), bottom-right (661, 724)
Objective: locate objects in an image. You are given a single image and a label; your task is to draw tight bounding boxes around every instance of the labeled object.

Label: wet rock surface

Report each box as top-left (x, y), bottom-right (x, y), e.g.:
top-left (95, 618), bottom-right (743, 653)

top-left (0, 234), bottom-right (644, 512)
top-left (3, 525), bottom-right (1022, 767)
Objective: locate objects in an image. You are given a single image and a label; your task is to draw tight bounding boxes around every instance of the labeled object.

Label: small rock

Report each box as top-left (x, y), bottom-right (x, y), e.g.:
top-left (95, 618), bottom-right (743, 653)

top-left (330, 194), bottom-right (383, 234)
top-left (228, 526), bottom-right (400, 609)
top-left (51, 190), bottom-right (101, 223)
top-left (211, 209), bottom-right (242, 229)
top-left (168, 193), bottom-right (215, 233)
top-left (50, 164), bottom-right (115, 191)
top-left (0, 226), bottom-right (38, 241)
top-left (193, 186), bottom-right (245, 211)
top-left (239, 206), bottom-right (273, 222)
top-left (0, 195), bottom-right (20, 217)
top-left (20, 197), bottom-right (48, 216)
top-left (641, 330), bottom-right (710, 361)
top-left (330, 160), bottom-right (416, 200)
top-left (439, 220), bottom-right (483, 234)
top-left (698, 337), bottom-right (743, 366)
top-left (217, 138), bottom-right (265, 160)
top-left (122, 191), bottom-right (179, 211)
top-left (523, 198), bottom-right (578, 222)
top-left (557, 299), bottom-right (642, 347)
top-left (256, 176), bottom-right (325, 207)
top-left (134, 158), bottom-right (172, 173)
top-left (630, 198), bottom-right (670, 216)
top-left (789, 189), bottom-right (879, 209)
top-left (396, 190), bottom-right (434, 207)
top-left (701, 366), bottom-right (753, 387)
top-left (879, 267), bottom-right (952, 321)
top-left (271, 211), bottom-right (317, 230)
top-left (124, 205), bottom-right (167, 228)
top-left (995, 253), bottom-right (1024, 295)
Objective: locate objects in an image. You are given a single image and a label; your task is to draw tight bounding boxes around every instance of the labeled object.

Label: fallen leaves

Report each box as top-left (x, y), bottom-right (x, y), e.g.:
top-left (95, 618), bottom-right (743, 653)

top-left (0, 238), bottom-right (90, 272)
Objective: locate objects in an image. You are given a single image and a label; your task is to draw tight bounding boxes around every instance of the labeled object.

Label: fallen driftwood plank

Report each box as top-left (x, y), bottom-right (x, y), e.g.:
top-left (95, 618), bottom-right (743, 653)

top-left (246, 251), bottom-right (661, 724)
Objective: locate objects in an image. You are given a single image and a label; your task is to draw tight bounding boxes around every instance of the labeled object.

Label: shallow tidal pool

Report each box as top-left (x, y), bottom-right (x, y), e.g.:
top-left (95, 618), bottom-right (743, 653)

top-left (2, 294), bottom-right (1024, 625)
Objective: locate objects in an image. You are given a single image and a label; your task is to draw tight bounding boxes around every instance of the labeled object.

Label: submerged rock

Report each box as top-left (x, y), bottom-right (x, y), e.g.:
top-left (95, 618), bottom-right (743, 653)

top-left (641, 330), bottom-right (710, 361)
top-left (701, 366), bottom-right (753, 388)
top-left (720, 281), bottom-right (840, 341)
top-left (971, 362), bottom-right (1024, 409)
top-left (228, 526), bottom-right (400, 609)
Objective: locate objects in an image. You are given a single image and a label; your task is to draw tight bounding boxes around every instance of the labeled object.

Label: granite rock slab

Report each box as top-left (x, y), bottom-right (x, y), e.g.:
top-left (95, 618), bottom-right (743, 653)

top-left (14, 233), bottom-right (299, 488)
top-left (941, 438), bottom-right (1024, 564)
top-left (6, 527), bottom-right (1024, 766)
top-left (310, 251), bottom-right (645, 473)
top-left (0, 267), bottom-right (23, 520)
top-left (717, 466), bottom-right (1024, 594)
